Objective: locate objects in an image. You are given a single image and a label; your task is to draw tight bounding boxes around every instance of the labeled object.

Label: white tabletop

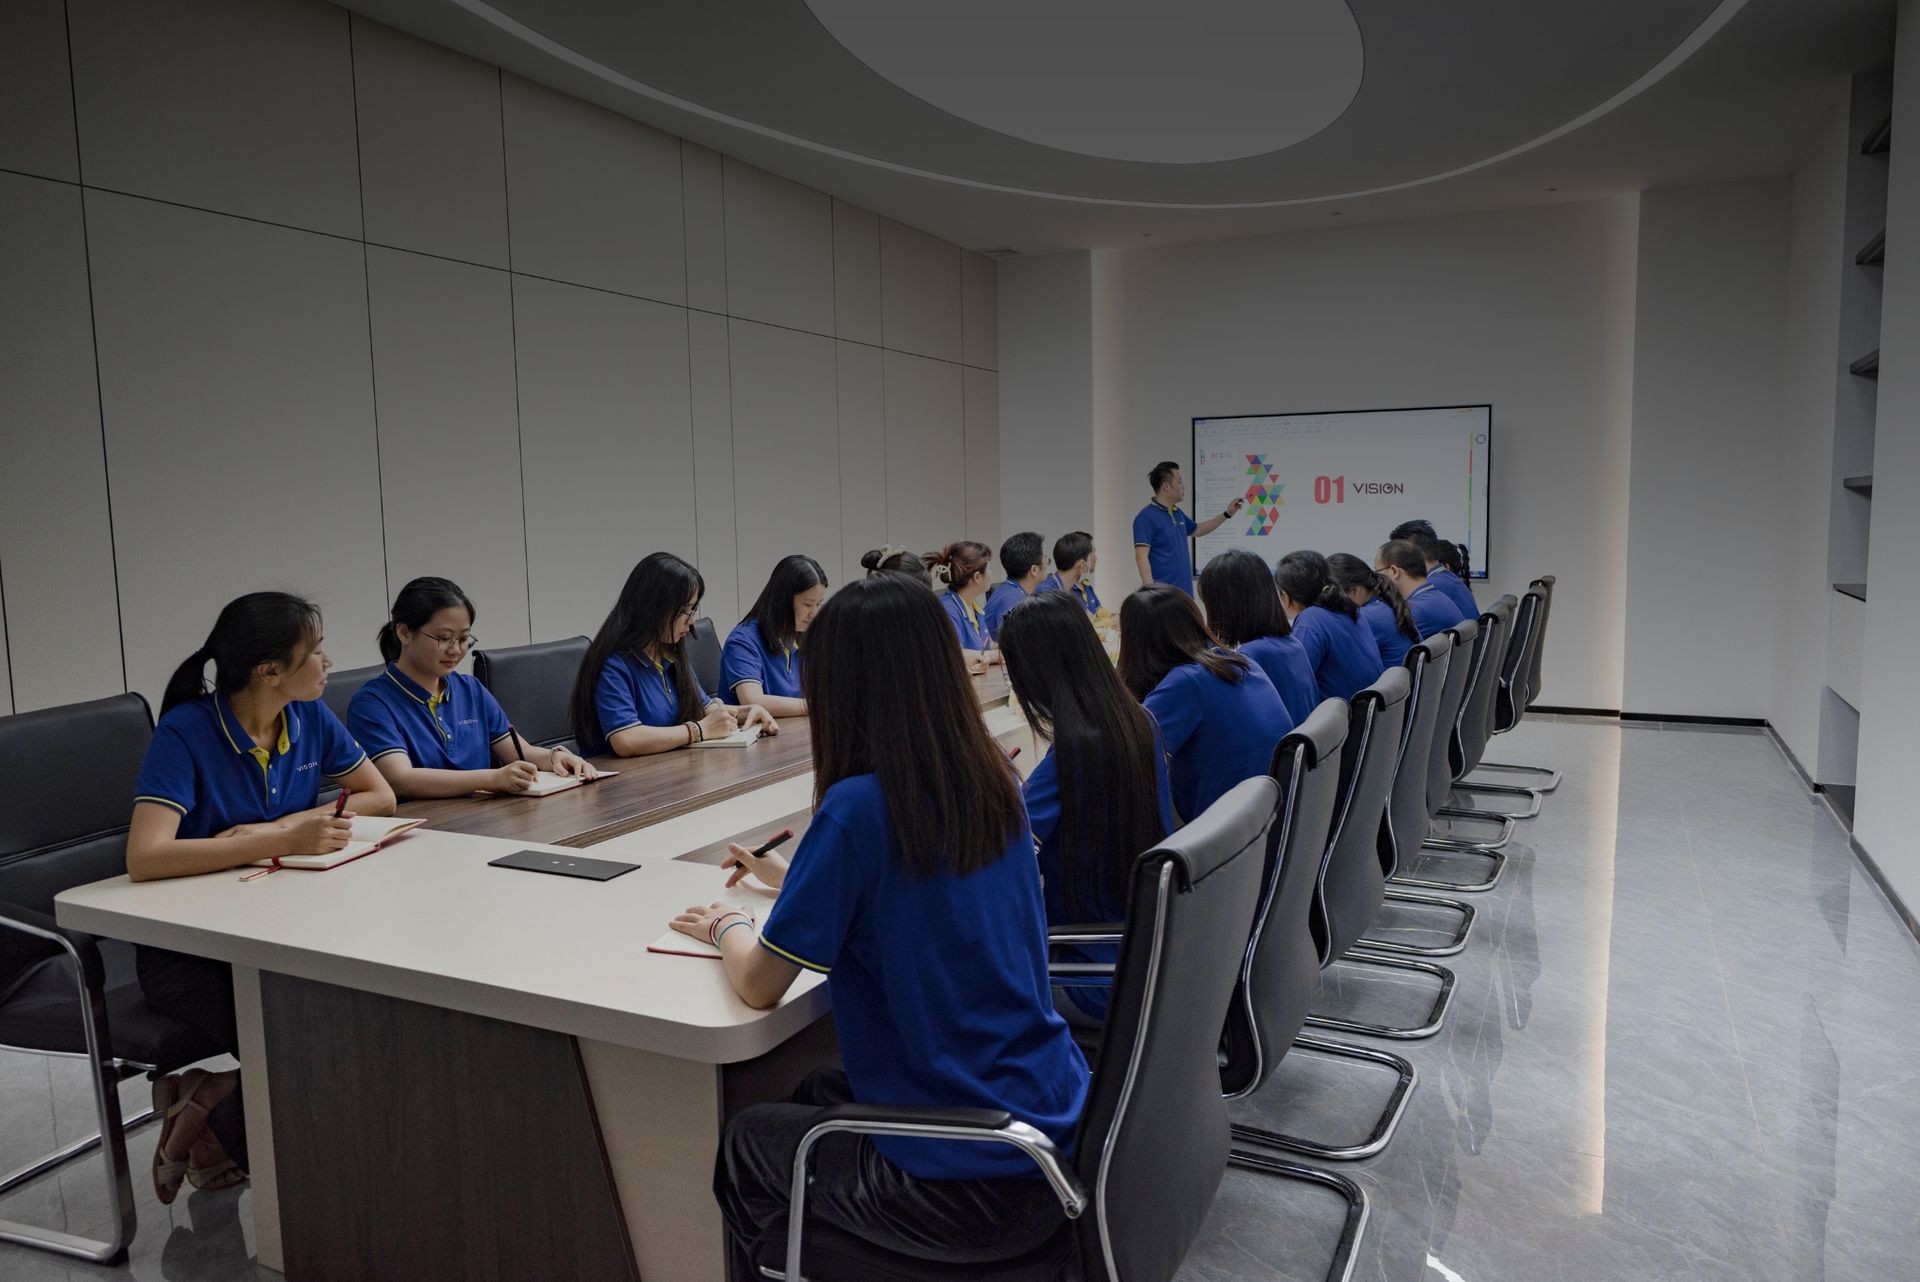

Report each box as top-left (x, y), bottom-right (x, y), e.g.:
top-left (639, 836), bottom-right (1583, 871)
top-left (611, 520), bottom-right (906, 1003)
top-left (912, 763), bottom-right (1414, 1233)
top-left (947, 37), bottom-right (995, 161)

top-left (55, 826), bottom-right (826, 1064)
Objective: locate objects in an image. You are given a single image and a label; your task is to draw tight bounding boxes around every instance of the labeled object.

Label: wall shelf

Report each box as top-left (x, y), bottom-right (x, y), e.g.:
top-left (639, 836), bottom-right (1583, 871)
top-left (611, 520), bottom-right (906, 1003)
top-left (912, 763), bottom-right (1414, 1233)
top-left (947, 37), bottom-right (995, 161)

top-left (1843, 474), bottom-right (1874, 496)
top-left (1857, 229), bottom-right (1886, 265)
top-left (1851, 349), bottom-right (1880, 378)
top-left (1863, 113), bottom-right (1892, 155)
top-left (1835, 582), bottom-right (1868, 602)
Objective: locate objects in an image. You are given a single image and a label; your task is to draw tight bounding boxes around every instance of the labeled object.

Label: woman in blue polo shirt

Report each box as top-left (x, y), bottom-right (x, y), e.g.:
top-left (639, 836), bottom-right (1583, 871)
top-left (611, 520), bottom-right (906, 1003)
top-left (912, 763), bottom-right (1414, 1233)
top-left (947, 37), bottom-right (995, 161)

top-left (1037, 530), bottom-right (1103, 616)
top-left (125, 591), bottom-right (397, 1202)
top-left (998, 591), bottom-right (1171, 1022)
top-left (927, 540), bottom-right (1001, 666)
top-left (1376, 540), bottom-right (1470, 639)
top-left (1274, 550), bottom-right (1388, 702)
top-left (1196, 548), bottom-right (1322, 724)
top-left (669, 575), bottom-right (1088, 1273)
top-left (721, 555), bottom-right (828, 718)
top-left (1329, 552), bottom-right (1418, 667)
top-left (570, 552), bottom-right (777, 756)
top-left (1119, 584), bottom-right (1293, 822)
top-left (349, 577), bottom-right (595, 798)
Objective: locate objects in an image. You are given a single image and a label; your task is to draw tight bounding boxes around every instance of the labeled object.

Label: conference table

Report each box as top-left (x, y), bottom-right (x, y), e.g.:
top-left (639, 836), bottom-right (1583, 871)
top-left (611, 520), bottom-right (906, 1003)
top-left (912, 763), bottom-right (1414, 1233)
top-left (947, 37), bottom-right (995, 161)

top-left (55, 671), bottom-right (1029, 1281)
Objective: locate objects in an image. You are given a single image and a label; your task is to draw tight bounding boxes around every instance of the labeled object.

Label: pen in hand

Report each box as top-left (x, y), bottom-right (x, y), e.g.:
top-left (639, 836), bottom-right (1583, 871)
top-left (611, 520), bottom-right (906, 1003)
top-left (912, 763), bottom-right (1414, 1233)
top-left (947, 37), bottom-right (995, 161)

top-left (724, 828), bottom-right (795, 889)
top-left (333, 787), bottom-right (350, 819)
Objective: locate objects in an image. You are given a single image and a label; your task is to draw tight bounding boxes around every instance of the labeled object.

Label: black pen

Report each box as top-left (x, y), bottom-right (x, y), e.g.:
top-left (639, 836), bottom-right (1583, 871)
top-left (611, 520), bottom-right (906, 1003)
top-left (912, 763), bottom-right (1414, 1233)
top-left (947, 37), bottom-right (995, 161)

top-left (749, 828), bottom-right (795, 858)
top-left (509, 725), bottom-right (526, 763)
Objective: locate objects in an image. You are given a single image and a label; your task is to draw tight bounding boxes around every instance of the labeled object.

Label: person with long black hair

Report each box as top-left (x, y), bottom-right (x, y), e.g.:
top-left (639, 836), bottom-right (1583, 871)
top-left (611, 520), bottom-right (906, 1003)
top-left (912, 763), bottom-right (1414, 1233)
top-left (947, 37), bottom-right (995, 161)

top-left (721, 555), bottom-right (829, 718)
top-left (1273, 550), bottom-right (1387, 702)
top-left (571, 553), bottom-right (777, 756)
top-left (350, 576), bottom-right (594, 798)
top-left (1118, 584), bottom-right (1293, 822)
top-left (126, 591), bottom-right (396, 1203)
top-left (998, 591), bottom-right (1171, 1021)
top-left (1197, 548), bottom-right (1321, 724)
top-left (1329, 552), bottom-right (1418, 667)
top-left (1376, 539), bottom-right (1470, 638)
top-left (671, 575), bottom-right (1088, 1275)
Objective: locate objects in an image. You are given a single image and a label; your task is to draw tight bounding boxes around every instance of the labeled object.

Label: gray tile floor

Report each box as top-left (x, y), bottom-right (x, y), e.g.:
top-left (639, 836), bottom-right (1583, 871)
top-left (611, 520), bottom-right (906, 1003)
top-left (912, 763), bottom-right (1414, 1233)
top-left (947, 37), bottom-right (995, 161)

top-left (3, 718), bottom-right (1916, 1280)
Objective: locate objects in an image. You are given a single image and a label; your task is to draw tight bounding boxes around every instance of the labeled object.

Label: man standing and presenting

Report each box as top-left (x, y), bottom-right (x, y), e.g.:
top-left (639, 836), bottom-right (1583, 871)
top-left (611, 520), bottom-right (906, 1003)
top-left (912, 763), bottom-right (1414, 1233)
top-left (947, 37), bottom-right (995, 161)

top-left (1132, 461), bottom-right (1245, 596)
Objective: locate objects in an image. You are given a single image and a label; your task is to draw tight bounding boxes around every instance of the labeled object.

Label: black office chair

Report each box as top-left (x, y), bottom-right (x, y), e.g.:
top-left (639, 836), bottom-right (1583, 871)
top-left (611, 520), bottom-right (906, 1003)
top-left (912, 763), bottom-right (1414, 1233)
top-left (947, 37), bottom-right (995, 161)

top-left (0, 695), bottom-right (226, 1265)
top-left (1441, 595), bottom-right (1539, 822)
top-left (1219, 701), bottom-right (1370, 1279)
top-left (472, 637), bottom-right (588, 750)
top-left (1461, 580), bottom-right (1563, 794)
top-left (751, 777), bottom-right (1274, 1281)
top-left (1396, 616), bottom-right (1509, 893)
top-left (686, 618), bottom-right (724, 700)
top-left (319, 662), bottom-right (383, 728)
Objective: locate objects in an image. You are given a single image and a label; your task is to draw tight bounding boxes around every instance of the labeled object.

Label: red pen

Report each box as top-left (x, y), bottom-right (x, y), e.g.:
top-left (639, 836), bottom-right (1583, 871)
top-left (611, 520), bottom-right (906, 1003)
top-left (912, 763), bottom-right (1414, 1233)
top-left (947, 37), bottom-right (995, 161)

top-left (333, 788), bottom-right (351, 819)
top-left (748, 828), bottom-right (795, 858)
top-left (1008, 746), bottom-right (1022, 761)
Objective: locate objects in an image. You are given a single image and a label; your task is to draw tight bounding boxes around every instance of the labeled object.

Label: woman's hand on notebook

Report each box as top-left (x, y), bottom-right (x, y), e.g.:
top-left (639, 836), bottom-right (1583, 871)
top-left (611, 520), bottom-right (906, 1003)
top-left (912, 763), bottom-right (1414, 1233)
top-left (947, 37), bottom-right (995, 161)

top-left (551, 748), bottom-right (597, 779)
top-left (282, 810), bottom-right (354, 856)
top-left (737, 705), bottom-right (779, 736)
top-left (489, 761), bottom-right (540, 794)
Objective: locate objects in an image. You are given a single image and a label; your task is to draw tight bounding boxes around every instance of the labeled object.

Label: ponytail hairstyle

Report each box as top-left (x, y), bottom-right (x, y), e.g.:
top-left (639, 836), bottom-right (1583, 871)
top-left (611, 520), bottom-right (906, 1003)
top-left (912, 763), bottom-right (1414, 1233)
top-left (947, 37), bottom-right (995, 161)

top-left (162, 591), bottom-right (323, 717)
top-left (1330, 552), bottom-right (1416, 643)
top-left (861, 546), bottom-right (932, 589)
top-left (924, 540), bottom-right (992, 592)
top-left (378, 576), bottom-right (475, 662)
top-left (999, 592), bottom-right (1167, 921)
top-left (1197, 548), bottom-right (1290, 645)
top-left (1273, 550), bottom-right (1359, 619)
top-left (744, 554), bottom-right (829, 652)
top-left (1117, 584), bottom-right (1249, 699)
top-left (571, 553), bottom-right (709, 746)
top-left (1445, 540), bottom-right (1471, 577)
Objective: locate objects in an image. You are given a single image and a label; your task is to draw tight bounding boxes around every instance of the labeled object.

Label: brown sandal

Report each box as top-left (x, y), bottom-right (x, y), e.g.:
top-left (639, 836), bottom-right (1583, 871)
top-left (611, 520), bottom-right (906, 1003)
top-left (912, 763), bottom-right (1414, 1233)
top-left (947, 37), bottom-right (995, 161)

top-left (151, 1069), bottom-right (210, 1205)
top-left (187, 1128), bottom-right (247, 1192)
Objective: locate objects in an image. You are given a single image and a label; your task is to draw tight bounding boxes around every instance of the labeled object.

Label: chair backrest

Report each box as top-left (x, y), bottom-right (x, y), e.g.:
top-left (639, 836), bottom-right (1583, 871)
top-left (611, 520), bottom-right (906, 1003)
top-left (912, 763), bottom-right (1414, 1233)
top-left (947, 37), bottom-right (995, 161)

top-left (1070, 776), bottom-right (1272, 1282)
top-left (1425, 618), bottom-right (1480, 817)
top-left (686, 618), bottom-right (724, 699)
top-left (472, 637), bottom-right (588, 749)
top-left (1493, 586), bottom-right (1546, 733)
top-left (1383, 634), bottom-right (1451, 879)
top-left (1451, 596), bottom-right (1514, 780)
top-left (1526, 575), bottom-right (1556, 707)
top-left (0, 694), bottom-right (153, 983)
top-left (320, 662), bottom-right (383, 728)
top-left (1218, 699), bottom-right (1349, 1103)
top-left (1313, 669), bottom-right (1410, 965)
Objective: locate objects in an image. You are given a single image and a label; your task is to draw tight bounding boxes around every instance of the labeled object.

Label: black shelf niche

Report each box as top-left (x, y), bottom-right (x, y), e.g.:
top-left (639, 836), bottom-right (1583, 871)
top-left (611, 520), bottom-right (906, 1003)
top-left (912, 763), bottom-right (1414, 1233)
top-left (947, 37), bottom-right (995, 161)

top-left (1857, 229), bottom-right (1886, 265)
top-left (1834, 582), bottom-right (1868, 602)
top-left (1851, 349), bottom-right (1880, 378)
top-left (1843, 474), bottom-right (1874, 496)
top-left (1863, 113), bottom-right (1892, 155)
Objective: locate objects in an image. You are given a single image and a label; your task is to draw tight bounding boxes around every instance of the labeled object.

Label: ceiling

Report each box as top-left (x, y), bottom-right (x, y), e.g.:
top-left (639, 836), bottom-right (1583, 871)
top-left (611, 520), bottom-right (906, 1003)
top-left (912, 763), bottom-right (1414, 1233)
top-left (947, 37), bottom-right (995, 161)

top-left (339, 0), bottom-right (1896, 253)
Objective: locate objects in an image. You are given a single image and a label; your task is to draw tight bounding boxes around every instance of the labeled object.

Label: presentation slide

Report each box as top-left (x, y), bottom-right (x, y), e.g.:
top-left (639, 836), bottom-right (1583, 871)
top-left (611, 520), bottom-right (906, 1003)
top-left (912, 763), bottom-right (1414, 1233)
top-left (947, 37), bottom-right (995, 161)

top-left (1192, 405), bottom-right (1491, 578)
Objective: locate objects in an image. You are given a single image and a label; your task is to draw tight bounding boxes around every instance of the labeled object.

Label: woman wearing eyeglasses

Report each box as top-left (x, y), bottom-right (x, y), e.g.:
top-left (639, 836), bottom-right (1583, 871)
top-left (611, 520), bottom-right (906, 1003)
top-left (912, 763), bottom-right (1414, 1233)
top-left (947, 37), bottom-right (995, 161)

top-left (572, 553), bottom-right (779, 756)
top-left (348, 576), bottom-right (595, 798)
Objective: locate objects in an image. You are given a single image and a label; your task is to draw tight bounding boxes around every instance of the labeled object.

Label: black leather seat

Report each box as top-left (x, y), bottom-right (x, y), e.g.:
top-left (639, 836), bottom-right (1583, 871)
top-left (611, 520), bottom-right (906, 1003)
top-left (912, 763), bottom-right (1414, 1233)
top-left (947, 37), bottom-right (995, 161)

top-left (1441, 595), bottom-right (1537, 822)
top-left (749, 777), bottom-right (1275, 1281)
top-left (1402, 609), bottom-right (1515, 892)
top-left (472, 637), bottom-right (588, 750)
top-left (1461, 581), bottom-right (1564, 794)
top-left (686, 618), bottom-right (724, 699)
top-left (0, 694), bottom-right (224, 1264)
top-left (319, 661), bottom-right (383, 728)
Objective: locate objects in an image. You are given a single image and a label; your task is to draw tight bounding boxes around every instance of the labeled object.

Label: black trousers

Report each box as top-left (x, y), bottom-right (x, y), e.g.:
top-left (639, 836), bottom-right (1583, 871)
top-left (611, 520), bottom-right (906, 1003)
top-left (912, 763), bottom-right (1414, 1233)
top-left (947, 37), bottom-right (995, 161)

top-left (135, 946), bottom-right (248, 1170)
top-left (714, 1068), bottom-right (1067, 1280)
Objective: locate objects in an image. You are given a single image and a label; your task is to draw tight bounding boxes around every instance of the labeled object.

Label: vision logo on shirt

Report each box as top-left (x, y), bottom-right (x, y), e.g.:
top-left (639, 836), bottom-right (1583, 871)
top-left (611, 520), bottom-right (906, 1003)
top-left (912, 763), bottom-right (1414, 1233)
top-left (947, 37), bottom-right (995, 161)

top-left (1242, 454), bottom-right (1285, 535)
top-left (456, 717), bottom-right (481, 728)
top-left (294, 760), bottom-right (319, 773)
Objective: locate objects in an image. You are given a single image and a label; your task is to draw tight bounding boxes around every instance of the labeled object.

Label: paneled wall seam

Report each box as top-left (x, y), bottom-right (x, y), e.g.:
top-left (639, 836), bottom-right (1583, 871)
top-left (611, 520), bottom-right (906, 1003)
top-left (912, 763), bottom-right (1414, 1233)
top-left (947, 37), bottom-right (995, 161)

top-left (723, 158), bottom-right (743, 608)
top-left (0, 558), bottom-right (15, 710)
top-left (877, 223), bottom-right (890, 540)
top-left (499, 68), bottom-right (534, 643)
top-left (347, 19), bottom-right (392, 606)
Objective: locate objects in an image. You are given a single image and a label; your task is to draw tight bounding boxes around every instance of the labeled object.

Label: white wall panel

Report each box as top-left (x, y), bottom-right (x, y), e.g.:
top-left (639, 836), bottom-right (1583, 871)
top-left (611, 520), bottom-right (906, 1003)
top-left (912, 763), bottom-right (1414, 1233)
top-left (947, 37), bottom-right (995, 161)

top-left (0, 175), bottom-right (123, 710)
top-left (963, 368), bottom-right (1001, 546)
top-left (501, 75), bottom-right (684, 303)
top-left (69, 0), bottom-right (361, 237)
top-left (365, 247), bottom-right (528, 645)
top-left (723, 160), bottom-right (834, 337)
top-left (682, 143), bottom-right (727, 314)
top-left (881, 219), bottom-right (963, 363)
top-left (689, 310), bottom-right (740, 624)
top-left (0, 0), bottom-right (78, 182)
top-left (729, 321), bottom-right (841, 602)
top-left (962, 253), bottom-right (999, 370)
top-left (351, 17), bottom-right (507, 269)
top-left (832, 201), bottom-right (882, 345)
top-left (85, 193), bottom-right (385, 703)
top-left (513, 276), bottom-right (695, 641)
top-left (836, 343), bottom-right (887, 585)
top-left (882, 352), bottom-right (966, 554)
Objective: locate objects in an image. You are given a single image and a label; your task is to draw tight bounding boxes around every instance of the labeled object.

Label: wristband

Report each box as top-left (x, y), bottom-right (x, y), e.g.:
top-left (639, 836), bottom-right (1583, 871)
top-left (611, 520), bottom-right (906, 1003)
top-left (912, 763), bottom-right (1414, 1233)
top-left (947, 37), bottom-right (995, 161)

top-left (706, 910), bottom-right (750, 947)
top-left (714, 918), bottom-right (753, 946)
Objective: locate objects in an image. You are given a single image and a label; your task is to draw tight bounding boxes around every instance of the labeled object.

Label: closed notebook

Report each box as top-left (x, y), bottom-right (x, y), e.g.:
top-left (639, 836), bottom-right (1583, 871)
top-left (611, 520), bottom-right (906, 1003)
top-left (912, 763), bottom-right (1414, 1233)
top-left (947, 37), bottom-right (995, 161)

top-left (691, 724), bottom-right (763, 749)
top-left (509, 769), bottom-right (619, 798)
top-left (250, 816), bottom-right (426, 871)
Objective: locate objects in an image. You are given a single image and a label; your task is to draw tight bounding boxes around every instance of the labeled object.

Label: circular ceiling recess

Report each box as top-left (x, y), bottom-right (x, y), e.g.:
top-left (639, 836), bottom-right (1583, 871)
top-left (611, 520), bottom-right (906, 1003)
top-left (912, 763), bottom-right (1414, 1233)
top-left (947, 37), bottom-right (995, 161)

top-left (802, 0), bottom-right (1365, 165)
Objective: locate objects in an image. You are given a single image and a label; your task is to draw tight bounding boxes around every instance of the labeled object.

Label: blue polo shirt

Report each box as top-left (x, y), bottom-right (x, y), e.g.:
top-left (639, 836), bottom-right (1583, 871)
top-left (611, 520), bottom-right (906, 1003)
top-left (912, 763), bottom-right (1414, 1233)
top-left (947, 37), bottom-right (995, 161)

top-left (1038, 572), bottom-right (1102, 615)
top-left (758, 774), bottom-right (1089, 1179)
top-left (1289, 605), bottom-right (1388, 703)
top-left (1025, 736), bottom-right (1174, 1018)
top-left (133, 695), bottom-right (368, 839)
top-left (1359, 597), bottom-right (1411, 668)
top-left (588, 651), bottom-right (718, 755)
top-left (1406, 581), bottom-right (1469, 639)
top-left (1133, 502), bottom-right (1198, 594)
top-left (719, 620), bottom-right (802, 700)
top-left (981, 580), bottom-right (1029, 639)
top-left (1142, 659), bottom-right (1292, 822)
top-left (1240, 634), bottom-right (1321, 725)
top-left (941, 590), bottom-right (990, 651)
top-left (1429, 567), bottom-right (1479, 621)
top-left (347, 666), bottom-right (512, 771)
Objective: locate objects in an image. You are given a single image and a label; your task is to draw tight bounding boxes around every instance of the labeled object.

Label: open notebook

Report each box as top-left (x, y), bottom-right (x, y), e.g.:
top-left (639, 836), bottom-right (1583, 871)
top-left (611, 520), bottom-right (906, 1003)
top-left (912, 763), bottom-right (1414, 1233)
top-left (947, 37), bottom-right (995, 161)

top-left (647, 883), bottom-right (778, 958)
top-left (250, 816), bottom-right (425, 871)
top-left (503, 769), bottom-right (619, 798)
top-left (691, 723), bottom-right (763, 749)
